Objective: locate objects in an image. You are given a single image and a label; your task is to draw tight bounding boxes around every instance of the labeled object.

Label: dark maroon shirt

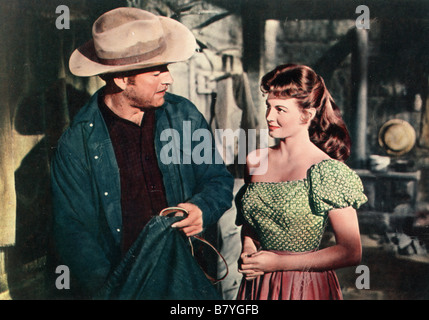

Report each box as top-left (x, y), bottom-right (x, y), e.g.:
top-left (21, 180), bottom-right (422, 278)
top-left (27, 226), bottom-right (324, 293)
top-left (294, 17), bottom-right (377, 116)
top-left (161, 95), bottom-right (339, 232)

top-left (98, 96), bottom-right (168, 255)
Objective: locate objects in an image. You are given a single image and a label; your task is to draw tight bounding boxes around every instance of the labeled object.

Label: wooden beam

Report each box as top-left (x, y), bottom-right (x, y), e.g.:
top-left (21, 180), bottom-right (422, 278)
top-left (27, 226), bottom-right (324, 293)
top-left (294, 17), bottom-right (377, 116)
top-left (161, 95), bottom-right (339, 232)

top-left (351, 28), bottom-right (369, 168)
top-left (209, 0), bottom-right (429, 20)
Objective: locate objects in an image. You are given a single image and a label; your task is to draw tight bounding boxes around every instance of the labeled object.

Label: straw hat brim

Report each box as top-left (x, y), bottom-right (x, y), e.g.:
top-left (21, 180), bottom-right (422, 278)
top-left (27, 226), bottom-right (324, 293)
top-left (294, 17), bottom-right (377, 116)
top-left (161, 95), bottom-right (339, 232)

top-left (69, 16), bottom-right (197, 77)
top-left (378, 119), bottom-right (416, 155)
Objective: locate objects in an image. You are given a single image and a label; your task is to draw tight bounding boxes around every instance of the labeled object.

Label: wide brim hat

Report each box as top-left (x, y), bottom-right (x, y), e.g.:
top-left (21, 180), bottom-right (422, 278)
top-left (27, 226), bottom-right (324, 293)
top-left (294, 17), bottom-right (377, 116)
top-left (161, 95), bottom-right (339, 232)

top-left (378, 119), bottom-right (416, 156)
top-left (69, 7), bottom-right (198, 77)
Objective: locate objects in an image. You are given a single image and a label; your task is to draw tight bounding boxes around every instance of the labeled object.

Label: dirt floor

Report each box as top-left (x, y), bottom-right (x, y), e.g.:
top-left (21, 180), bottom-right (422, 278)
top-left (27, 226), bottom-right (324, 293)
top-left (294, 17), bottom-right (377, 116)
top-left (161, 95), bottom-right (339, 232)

top-left (336, 234), bottom-right (429, 300)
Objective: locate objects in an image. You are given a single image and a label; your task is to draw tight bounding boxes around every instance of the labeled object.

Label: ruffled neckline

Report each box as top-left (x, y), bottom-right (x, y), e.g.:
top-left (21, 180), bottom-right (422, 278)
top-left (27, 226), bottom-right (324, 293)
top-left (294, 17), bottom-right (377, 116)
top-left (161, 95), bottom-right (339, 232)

top-left (248, 158), bottom-right (337, 185)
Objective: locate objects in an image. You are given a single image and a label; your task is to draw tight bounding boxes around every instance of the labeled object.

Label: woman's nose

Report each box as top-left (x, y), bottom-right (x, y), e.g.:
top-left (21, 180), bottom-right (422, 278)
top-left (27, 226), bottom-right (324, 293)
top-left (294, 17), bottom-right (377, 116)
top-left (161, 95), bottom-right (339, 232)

top-left (266, 107), bottom-right (276, 122)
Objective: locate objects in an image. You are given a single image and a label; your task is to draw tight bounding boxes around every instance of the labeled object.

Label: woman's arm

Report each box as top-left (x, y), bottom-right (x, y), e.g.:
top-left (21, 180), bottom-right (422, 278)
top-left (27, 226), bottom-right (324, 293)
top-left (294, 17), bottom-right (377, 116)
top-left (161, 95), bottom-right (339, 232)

top-left (238, 221), bottom-right (265, 280)
top-left (238, 235), bottom-right (265, 280)
top-left (239, 206), bottom-right (362, 274)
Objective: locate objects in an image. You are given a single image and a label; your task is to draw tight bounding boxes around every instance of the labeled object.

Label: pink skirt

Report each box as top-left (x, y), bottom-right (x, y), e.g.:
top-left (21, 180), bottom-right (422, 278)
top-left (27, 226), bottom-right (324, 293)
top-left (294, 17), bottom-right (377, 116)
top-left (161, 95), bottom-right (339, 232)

top-left (236, 251), bottom-right (343, 300)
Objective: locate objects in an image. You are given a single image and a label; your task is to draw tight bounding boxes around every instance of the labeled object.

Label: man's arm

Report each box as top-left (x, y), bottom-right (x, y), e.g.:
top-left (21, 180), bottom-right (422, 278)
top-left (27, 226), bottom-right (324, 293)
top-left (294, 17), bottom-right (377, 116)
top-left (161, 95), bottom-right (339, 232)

top-left (157, 94), bottom-right (235, 234)
top-left (51, 141), bottom-right (113, 295)
top-left (183, 115), bottom-right (235, 228)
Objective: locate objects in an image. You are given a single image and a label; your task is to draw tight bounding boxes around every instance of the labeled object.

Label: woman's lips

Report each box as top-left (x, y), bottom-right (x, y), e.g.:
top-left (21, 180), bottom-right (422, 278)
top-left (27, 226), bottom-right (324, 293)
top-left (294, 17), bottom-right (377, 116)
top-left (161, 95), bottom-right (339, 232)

top-left (268, 125), bottom-right (280, 130)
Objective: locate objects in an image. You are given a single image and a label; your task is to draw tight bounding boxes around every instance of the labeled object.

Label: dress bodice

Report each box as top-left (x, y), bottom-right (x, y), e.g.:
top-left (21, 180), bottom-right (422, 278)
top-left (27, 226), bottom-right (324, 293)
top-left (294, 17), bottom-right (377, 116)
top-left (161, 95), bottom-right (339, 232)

top-left (240, 159), bottom-right (367, 252)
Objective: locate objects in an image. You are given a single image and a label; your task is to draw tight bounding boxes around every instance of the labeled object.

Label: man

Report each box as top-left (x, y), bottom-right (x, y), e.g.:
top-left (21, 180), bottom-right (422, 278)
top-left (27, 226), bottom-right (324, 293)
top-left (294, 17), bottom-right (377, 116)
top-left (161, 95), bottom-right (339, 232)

top-left (51, 7), bottom-right (234, 297)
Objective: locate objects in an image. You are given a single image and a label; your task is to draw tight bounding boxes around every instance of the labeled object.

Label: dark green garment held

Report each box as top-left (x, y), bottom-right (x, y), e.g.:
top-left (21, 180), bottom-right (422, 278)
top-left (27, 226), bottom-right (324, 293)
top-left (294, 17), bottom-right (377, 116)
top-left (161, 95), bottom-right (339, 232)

top-left (95, 216), bottom-right (221, 300)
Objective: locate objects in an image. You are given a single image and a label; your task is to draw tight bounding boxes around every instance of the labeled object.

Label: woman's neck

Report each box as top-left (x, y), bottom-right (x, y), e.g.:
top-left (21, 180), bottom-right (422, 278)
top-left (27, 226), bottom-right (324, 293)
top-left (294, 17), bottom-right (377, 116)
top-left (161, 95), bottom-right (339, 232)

top-left (276, 130), bottom-right (313, 161)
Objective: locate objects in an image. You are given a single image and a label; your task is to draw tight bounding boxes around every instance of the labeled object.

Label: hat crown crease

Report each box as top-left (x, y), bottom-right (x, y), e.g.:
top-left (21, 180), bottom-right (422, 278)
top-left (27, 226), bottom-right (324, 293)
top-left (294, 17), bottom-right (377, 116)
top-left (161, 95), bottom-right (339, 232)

top-left (92, 13), bottom-right (165, 60)
top-left (68, 7), bottom-right (197, 76)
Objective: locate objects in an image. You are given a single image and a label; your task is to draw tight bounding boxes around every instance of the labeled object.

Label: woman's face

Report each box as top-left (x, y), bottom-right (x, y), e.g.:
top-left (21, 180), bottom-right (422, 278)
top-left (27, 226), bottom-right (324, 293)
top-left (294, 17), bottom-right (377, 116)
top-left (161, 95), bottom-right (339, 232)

top-left (265, 96), bottom-right (308, 139)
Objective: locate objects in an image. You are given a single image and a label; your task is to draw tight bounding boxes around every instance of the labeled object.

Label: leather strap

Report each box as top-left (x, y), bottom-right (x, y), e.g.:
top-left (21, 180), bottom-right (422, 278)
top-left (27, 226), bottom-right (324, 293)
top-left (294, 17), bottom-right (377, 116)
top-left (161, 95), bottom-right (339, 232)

top-left (159, 207), bottom-right (229, 284)
top-left (159, 206), bottom-right (188, 217)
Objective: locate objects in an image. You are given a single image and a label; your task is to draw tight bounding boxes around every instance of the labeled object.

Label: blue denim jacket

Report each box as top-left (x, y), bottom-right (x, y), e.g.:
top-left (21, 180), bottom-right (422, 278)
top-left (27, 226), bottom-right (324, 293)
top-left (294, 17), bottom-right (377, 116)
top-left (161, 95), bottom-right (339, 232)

top-left (51, 89), bottom-right (234, 294)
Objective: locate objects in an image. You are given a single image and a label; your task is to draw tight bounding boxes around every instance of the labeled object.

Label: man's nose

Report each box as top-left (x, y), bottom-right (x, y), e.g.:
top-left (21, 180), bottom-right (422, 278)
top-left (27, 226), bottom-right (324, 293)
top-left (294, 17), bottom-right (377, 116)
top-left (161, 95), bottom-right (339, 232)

top-left (161, 70), bottom-right (173, 85)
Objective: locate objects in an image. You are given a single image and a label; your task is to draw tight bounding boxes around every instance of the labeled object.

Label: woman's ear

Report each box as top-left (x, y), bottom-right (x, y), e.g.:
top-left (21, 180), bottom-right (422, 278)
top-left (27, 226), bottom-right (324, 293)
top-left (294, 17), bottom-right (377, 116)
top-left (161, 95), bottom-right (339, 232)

top-left (300, 108), bottom-right (316, 124)
top-left (307, 108), bottom-right (316, 121)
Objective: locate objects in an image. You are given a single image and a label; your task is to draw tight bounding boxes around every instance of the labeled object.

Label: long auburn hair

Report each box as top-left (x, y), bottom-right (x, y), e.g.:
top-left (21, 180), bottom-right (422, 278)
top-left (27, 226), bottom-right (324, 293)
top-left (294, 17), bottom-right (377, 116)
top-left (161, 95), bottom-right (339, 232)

top-left (261, 64), bottom-right (351, 161)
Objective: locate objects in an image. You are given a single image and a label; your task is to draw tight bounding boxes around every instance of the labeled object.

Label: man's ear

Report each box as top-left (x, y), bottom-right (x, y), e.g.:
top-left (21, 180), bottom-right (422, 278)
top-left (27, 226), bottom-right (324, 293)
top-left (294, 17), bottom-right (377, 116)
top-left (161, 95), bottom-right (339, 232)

top-left (113, 77), bottom-right (128, 91)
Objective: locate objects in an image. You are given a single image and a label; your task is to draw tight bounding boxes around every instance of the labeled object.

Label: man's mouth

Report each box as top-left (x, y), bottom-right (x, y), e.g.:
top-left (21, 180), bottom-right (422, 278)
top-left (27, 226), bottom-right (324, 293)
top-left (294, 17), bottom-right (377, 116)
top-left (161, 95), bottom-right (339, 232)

top-left (157, 87), bottom-right (168, 94)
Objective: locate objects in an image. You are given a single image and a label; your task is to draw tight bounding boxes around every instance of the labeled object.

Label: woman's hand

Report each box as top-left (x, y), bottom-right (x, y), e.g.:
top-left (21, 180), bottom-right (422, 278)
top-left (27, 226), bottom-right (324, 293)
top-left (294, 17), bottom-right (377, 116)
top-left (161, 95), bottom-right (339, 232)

top-left (238, 250), bottom-right (264, 281)
top-left (239, 249), bottom-right (284, 280)
top-left (239, 235), bottom-right (284, 280)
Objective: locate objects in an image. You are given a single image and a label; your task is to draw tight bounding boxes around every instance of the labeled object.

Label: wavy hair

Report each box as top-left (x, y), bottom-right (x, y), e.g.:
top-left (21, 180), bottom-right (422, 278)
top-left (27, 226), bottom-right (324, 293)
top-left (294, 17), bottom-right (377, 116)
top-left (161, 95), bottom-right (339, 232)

top-left (261, 64), bottom-right (351, 161)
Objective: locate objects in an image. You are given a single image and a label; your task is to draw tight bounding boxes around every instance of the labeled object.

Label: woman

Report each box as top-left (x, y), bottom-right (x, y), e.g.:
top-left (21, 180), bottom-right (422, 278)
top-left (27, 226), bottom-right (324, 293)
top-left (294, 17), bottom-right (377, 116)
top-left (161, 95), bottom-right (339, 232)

top-left (236, 64), bottom-right (367, 300)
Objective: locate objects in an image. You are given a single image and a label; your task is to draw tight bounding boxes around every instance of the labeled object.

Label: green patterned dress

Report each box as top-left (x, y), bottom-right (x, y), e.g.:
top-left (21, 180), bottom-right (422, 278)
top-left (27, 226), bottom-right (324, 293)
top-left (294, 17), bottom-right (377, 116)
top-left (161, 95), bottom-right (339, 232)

top-left (237, 159), bottom-right (368, 300)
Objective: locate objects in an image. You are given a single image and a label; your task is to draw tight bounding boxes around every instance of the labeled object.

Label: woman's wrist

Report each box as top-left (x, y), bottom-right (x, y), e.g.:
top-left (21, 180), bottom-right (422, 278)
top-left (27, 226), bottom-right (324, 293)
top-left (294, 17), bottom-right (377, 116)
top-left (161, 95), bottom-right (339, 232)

top-left (276, 253), bottom-right (292, 271)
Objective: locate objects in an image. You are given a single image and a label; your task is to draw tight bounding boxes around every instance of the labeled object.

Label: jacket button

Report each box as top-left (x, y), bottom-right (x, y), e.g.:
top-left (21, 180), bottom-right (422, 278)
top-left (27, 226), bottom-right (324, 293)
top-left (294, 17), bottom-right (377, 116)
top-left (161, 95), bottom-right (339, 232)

top-left (94, 156), bottom-right (99, 160)
top-left (116, 228), bottom-right (120, 232)
top-left (104, 192), bottom-right (109, 196)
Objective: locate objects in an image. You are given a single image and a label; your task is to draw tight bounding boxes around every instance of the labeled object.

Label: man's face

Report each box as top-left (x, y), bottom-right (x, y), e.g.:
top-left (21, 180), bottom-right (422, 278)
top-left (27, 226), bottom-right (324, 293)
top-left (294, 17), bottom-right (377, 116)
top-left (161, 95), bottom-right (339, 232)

top-left (123, 64), bottom-right (173, 108)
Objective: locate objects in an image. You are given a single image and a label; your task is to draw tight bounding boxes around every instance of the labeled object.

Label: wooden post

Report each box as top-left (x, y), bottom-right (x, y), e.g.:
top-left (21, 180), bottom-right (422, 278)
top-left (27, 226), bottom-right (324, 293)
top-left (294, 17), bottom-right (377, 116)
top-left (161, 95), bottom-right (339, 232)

top-left (351, 28), bottom-right (369, 168)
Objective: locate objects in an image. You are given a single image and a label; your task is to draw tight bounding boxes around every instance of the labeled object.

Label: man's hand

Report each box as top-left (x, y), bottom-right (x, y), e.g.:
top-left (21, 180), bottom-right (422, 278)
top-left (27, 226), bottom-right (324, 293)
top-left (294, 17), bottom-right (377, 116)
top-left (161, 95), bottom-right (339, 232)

top-left (171, 202), bottom-right (203, 237)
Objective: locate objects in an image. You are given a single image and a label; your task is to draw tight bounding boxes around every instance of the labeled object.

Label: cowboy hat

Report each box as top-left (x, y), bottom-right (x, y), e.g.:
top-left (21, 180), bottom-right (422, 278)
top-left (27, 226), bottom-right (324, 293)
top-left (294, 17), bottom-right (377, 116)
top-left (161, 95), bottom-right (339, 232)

top-left (69, 7), bottom-right (197, 77)
top-left (378, 119), bottom-right (416, 156)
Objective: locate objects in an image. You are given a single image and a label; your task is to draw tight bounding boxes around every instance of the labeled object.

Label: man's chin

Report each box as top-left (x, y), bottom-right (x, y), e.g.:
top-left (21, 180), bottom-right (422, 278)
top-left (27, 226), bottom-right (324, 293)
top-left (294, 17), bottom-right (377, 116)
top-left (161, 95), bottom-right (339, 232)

top-left (134, 97), bottom-right (166, 110)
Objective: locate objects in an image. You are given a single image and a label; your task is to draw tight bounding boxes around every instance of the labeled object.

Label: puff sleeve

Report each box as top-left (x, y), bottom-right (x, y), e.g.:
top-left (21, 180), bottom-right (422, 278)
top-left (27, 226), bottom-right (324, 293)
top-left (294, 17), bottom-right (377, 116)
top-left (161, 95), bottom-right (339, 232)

top-left (308, 160), bottom-right (368, 215)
